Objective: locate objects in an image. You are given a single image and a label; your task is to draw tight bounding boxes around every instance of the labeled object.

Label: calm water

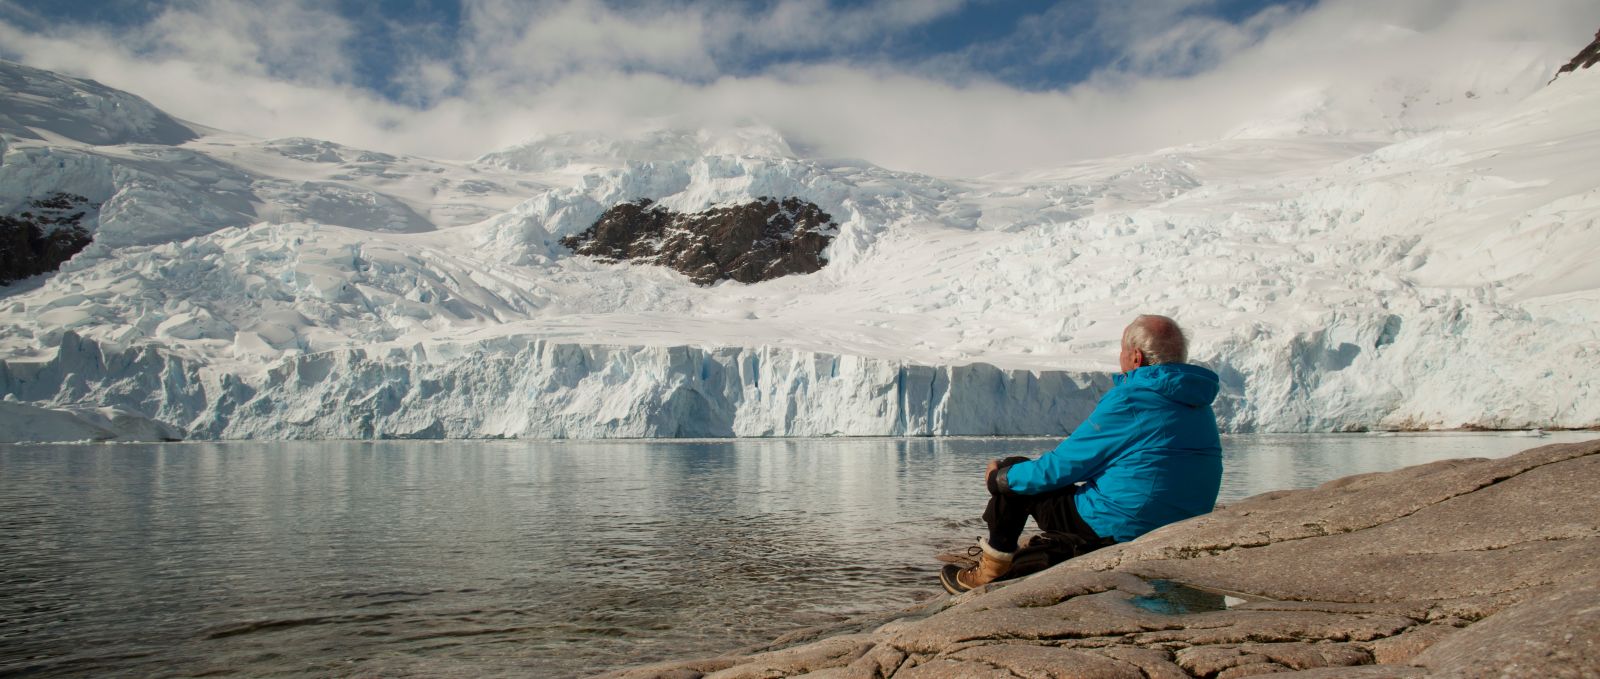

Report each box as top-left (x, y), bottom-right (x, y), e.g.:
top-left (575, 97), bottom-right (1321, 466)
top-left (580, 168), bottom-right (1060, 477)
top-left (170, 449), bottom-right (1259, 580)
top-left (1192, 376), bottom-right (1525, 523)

top-left (1, 432), bottom-right (1592, 678)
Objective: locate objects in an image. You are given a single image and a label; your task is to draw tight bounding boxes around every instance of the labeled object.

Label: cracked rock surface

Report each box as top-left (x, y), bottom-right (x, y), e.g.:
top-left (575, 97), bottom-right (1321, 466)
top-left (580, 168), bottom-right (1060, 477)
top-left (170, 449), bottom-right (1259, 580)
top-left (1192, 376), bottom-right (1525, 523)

top-left (600, 439), bottom-right (1600, 678)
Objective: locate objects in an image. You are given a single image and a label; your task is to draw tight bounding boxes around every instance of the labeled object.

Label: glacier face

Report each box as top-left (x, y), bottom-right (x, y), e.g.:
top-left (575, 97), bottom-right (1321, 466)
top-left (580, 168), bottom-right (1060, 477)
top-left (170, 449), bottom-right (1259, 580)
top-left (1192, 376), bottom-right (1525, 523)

top-left (0, 61), bottom-right (1598, 440)
top-left (0, 332), bottom-right (1108, 440)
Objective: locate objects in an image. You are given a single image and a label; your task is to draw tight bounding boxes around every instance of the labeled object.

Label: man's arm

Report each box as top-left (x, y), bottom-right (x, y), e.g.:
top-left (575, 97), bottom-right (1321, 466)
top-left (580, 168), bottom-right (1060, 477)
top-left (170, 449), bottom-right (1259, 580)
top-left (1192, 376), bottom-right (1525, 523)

top-left (999, 391), bottom-right (1136, 495)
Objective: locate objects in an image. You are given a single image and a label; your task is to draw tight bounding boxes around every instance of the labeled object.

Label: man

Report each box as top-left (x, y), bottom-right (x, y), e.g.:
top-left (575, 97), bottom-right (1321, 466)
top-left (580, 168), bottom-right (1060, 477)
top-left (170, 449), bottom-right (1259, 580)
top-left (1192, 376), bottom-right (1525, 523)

top-left (940, 314), bottom-right (1223, 594)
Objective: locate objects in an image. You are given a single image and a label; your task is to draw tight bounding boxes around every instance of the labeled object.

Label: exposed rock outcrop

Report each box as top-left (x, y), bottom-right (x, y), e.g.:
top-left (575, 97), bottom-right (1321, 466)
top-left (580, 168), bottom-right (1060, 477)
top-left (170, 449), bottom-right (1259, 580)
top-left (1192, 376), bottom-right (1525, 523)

top-left (561, 197), bottom-right (837, 285)
top-left (605, 439), bottom-right (1600, 678)
top-left (1552, 28), bottom-right (1600, 81)
top-left (0, 192), bottom-right (95, 284)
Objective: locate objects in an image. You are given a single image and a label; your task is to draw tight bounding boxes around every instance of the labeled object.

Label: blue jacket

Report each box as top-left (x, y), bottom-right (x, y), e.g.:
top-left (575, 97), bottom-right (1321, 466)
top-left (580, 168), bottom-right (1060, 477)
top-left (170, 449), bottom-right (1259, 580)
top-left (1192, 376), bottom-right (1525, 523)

top-left (1002, 363), bottom-right (1223, 543)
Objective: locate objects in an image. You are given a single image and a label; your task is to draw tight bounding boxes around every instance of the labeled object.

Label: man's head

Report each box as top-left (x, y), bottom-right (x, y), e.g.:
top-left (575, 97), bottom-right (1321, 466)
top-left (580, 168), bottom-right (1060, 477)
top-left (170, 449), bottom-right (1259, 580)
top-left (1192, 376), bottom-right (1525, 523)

top-left (1119, 315), bottom-right (1188, 372)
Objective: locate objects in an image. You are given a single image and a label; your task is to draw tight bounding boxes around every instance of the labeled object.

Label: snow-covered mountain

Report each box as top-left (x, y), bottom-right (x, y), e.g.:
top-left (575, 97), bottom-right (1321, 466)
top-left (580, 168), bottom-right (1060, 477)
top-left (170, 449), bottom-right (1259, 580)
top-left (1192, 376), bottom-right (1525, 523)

top-left (1, 53), bottom-right (1597, 441)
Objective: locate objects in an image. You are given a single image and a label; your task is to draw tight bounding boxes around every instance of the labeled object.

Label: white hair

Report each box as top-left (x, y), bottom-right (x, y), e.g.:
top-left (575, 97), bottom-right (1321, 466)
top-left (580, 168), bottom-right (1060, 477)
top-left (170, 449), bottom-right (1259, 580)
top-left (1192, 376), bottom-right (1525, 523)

top-left (1123, 314), bottom-right (1188, 365)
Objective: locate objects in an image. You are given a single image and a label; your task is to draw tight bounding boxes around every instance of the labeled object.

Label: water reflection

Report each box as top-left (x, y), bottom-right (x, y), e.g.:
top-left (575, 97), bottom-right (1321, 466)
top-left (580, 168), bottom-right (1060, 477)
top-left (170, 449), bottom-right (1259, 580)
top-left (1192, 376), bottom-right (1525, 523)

top-left (1215, 432), bottom-right (1573, 502)
top-left (1127, 579), bottom-right (1230, 615)
top-left (0, 432), bottom-right (1590, 677)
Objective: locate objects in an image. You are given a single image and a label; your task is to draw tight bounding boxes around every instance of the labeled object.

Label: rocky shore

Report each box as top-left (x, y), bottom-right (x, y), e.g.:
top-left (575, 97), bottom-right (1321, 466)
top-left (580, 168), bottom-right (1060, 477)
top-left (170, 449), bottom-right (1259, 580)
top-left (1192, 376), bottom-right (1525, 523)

top-left (604, 439), bottom-right (1600, 678)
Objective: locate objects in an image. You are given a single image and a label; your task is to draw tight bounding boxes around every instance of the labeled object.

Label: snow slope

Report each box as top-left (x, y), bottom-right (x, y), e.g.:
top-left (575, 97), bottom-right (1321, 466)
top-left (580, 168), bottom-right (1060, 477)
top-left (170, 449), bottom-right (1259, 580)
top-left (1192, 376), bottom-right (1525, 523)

top-left (1, 59), bottom-right (1597, 439)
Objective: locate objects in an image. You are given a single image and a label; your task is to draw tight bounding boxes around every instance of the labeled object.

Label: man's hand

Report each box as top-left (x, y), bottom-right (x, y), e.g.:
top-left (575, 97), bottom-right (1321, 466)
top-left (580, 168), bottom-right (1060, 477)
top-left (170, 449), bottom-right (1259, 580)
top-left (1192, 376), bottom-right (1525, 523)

top-left (986, 457), bottom-right (1031, 493)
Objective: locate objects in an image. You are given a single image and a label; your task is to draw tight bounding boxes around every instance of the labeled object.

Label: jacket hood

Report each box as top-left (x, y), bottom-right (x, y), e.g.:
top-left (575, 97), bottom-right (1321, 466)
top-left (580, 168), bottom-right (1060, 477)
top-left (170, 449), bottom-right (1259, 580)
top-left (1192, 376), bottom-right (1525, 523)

top-left (1117, 363), bottom-right (1220, 407)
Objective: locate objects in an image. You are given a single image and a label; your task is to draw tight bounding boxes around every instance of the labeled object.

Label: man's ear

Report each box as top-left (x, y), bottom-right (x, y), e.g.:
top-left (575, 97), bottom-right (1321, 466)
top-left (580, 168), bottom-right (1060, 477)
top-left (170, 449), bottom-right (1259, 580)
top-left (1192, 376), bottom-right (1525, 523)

top-left (1131, 348), bottom-right (1145, 368)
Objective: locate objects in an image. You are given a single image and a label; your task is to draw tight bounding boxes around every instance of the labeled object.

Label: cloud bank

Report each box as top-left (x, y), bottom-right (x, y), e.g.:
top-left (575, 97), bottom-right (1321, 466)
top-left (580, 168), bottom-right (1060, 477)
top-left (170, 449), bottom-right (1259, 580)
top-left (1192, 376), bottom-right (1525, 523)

top-left (0, 0), bottom-right (1595, 176)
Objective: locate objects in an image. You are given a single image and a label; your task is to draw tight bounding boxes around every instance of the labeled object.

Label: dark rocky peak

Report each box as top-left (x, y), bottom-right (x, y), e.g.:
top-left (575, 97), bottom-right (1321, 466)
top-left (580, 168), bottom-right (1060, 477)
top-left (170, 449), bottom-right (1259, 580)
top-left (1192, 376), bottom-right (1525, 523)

top-left (1, 193), bottom-right (97, 285)
top-left (561, 197), bottom-right (838, 286)
top-left (1552, 28), bottom-right (1600, 82)
top-left (0, 60), bottom-right (198, 146)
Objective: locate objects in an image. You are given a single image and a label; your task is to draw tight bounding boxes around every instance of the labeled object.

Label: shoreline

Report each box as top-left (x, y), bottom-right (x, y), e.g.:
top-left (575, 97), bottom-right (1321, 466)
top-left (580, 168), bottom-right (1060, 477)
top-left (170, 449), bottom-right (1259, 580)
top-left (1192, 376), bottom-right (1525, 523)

top-left (3, 427), bottom-right (1595, 446)
top-left (602, 438), bottom-right (1600, 678)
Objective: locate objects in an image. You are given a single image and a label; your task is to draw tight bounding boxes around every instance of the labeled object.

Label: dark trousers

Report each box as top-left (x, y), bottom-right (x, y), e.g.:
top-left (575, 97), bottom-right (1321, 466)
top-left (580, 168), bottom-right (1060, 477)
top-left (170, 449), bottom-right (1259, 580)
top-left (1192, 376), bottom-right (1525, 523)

top-left (984, 460), bottom-right (1108, 554)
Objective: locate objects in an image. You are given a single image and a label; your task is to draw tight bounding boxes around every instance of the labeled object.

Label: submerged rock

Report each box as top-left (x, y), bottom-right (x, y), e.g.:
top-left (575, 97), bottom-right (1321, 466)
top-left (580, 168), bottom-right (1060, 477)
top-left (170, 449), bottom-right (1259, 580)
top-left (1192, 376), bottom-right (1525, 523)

top-left (561, 197), bottom-right (837, 285)
top-left (604, 439), bottom-right (1600, 678)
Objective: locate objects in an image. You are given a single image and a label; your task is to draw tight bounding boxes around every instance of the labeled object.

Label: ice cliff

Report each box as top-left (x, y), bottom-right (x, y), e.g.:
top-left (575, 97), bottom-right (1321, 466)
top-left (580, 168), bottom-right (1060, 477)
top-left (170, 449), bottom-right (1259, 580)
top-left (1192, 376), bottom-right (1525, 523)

top-left (0, 331), bottom-right (1107, 439)
top-left (1, 53), bottom-right (1598, 440)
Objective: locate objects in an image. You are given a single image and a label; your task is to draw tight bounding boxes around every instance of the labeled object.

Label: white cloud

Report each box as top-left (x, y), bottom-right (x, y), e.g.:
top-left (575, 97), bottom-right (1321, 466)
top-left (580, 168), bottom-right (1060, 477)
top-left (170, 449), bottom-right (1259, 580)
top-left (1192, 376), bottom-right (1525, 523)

top-left (138, 0), bottom-right (356, 83)
top-left (1118, 6), bottom-right (1298, 76)
top-left (728, 0), bottom-right (969, 52)
top-left (457, 0), bottom-right (715, 88)
top-left (0, 0), bottom-right (1595, 176)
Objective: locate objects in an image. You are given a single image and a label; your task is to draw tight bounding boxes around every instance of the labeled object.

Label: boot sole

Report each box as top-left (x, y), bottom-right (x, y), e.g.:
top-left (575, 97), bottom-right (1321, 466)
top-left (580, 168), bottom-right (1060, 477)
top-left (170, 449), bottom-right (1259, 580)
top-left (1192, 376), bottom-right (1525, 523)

top-left (938, 564), bottom-right (970, 595)
top-left (938, 540), bottom-right (1093, 595)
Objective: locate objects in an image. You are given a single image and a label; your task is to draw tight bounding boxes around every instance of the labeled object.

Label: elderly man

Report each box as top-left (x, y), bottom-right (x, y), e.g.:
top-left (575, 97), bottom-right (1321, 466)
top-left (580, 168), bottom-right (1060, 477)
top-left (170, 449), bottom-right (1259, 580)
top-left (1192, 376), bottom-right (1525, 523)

top-left (941, 314), bottom-right (1223, 593)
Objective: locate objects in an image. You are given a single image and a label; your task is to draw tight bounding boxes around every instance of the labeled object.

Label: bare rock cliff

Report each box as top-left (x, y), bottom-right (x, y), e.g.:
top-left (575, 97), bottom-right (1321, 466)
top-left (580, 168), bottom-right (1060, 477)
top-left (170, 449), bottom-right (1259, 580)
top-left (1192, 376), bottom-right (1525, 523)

top-left (561, 197), bottom-right (837, 286)
top-left (0, 193), bottom-right (95, 285)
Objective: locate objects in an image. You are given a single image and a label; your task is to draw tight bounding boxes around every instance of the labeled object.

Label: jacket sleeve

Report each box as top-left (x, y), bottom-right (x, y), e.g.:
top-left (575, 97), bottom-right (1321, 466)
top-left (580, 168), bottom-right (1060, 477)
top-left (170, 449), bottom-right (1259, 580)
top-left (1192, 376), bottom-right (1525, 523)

top-left (1003, 389), bottom-right (1135, 495)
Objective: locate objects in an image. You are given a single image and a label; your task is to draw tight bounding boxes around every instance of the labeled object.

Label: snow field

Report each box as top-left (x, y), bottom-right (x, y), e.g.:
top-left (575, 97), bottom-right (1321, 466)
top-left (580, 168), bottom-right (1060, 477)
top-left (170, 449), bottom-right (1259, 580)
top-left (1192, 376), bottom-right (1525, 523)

top-left (1, 64), bottom-right (1597, 439)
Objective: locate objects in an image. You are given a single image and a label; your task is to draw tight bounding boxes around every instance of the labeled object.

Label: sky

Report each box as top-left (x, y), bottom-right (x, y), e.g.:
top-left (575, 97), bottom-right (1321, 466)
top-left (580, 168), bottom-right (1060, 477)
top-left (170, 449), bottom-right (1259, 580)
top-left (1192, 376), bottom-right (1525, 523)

top-left (0, 0), bottom-right (1596, 176)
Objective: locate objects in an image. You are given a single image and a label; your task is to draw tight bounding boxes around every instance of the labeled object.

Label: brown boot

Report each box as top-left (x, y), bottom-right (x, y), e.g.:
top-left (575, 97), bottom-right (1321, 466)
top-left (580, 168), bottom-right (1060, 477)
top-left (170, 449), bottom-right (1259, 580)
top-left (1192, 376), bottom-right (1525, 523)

top-left (939, 538), bottom-right (1015, 594)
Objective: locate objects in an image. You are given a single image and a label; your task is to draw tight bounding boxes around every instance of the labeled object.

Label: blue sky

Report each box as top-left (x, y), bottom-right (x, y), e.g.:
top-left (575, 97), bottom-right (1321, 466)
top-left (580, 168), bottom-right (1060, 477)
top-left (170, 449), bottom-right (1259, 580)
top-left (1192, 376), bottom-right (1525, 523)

top-left (4, 0), bottom-right (1307, 98)
top-left (0, 1), bottom-right (1593, 175)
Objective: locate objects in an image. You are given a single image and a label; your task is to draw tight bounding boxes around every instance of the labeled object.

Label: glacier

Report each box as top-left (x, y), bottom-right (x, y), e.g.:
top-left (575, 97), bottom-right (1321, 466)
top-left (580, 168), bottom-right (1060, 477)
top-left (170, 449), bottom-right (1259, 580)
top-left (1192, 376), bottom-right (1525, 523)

top-left (0, 331), bottom-right (1108, 439)
top-left (0, 58), bottom-right (1598, 440)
